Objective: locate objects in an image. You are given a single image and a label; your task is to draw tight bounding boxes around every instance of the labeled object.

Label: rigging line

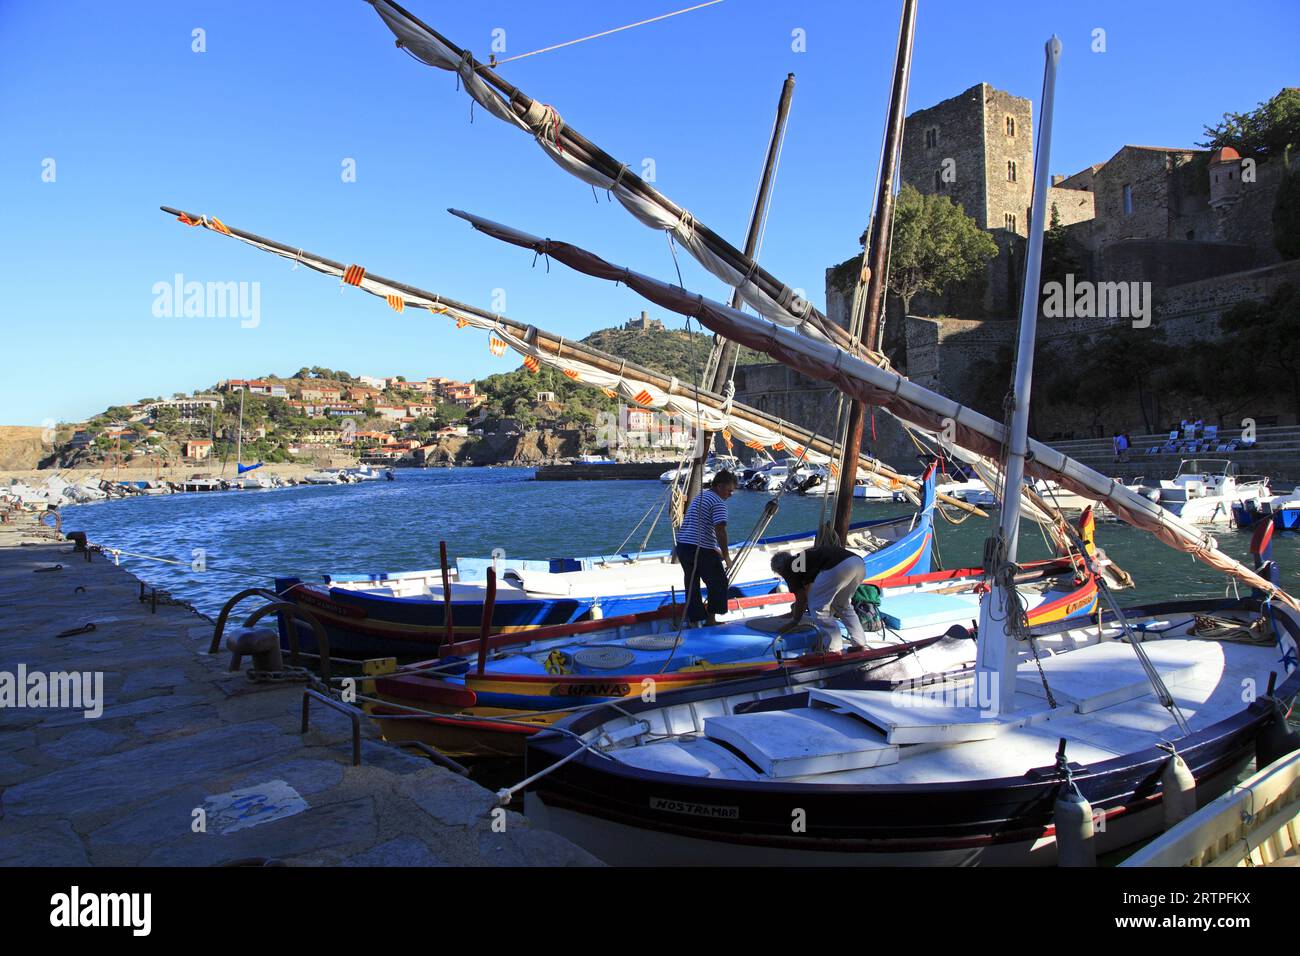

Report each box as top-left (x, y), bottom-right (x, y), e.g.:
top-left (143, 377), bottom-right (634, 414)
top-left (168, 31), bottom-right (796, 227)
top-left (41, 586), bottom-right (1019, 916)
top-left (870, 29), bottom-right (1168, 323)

top-left (483, 0), bottom-right (726, 68)
top-left (658, 311), bottom-right (716, 674)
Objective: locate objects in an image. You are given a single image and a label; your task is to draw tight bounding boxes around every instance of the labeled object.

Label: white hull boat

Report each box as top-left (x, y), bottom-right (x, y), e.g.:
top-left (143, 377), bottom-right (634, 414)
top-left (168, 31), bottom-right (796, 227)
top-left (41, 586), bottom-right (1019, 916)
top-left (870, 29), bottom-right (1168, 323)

top-left (1156, 459), bottom-right (1269, 525)
top-left (301, 470), bottom-right (344, 485)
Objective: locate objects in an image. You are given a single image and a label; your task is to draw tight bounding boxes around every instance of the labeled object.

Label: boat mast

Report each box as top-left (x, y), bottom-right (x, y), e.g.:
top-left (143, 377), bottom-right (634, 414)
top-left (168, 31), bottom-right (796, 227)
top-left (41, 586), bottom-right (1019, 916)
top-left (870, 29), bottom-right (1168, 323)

top-left (685, 72), bottom-right (796, 507)
top-left (832, 0), bottom-right (917, 541)
top-left (975, 36), bottom-right (1062, 716)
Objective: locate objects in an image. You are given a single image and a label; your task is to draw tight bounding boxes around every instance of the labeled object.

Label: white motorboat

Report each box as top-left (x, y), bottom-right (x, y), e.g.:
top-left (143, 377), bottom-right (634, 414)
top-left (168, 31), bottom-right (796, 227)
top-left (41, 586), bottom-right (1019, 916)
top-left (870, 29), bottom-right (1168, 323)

top-left (301, 470), bottom-right (344, 485)
top-left (658, 454), bottom-right (741, 484)
top-left (1155, 458), bottom-right (1269, 525)
top-left (180, 474), bottom-right (226, 492)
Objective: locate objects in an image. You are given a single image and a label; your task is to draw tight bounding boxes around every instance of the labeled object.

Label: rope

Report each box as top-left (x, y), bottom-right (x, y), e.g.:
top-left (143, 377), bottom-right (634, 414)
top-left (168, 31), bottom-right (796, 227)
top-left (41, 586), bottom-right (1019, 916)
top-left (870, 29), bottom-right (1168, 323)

top-left (484, 1), bottom-right (725, 68)
top-left (89, 545), bottom-right (285, 583)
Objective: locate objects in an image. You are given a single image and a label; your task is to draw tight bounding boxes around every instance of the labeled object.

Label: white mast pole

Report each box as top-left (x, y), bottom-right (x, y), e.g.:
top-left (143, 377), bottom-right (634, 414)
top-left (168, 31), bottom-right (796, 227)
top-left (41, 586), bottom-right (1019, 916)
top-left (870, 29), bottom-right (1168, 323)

top-left (975, 36), bottom-right (1062, 716)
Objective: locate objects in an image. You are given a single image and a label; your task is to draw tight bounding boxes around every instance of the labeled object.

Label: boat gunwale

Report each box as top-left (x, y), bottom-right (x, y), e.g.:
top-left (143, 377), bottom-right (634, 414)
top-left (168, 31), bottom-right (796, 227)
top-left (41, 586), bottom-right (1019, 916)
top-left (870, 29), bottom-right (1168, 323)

top-left (524, 596), bottom-right (1299, 801)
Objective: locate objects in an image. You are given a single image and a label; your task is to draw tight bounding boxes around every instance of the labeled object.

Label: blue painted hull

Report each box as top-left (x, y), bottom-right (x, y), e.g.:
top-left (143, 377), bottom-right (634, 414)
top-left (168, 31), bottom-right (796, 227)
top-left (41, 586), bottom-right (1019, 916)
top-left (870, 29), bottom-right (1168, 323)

top-left (277, 475), bottom-right (938, 660)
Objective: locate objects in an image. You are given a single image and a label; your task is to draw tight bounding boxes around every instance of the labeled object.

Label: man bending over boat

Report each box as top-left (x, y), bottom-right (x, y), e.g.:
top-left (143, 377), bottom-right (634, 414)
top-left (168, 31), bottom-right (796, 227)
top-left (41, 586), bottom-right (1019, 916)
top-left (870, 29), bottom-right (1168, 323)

top-left (770, 546), bottom-right (868, 653)
top-left (676, 470), bottom-right (737, 626)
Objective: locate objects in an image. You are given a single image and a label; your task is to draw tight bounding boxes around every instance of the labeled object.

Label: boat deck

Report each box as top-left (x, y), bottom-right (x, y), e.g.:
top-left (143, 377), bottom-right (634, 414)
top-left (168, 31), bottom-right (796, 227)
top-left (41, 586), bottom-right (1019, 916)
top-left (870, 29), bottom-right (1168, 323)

top-left (600, 618), bottom-right (1280, 786)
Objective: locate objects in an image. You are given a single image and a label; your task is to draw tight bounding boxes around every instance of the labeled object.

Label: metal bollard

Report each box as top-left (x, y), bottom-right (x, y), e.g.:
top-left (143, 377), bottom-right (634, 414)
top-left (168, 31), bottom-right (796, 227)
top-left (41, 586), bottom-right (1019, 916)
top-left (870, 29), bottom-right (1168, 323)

top-left (225, 628), bottom-right (284, 673)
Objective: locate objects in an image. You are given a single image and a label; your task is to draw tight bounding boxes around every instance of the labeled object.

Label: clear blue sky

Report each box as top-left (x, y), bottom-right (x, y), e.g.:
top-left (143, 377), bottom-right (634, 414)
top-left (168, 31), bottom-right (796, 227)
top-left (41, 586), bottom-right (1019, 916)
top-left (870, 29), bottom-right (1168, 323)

top-left (2, 0), bottom-right (1296, 426)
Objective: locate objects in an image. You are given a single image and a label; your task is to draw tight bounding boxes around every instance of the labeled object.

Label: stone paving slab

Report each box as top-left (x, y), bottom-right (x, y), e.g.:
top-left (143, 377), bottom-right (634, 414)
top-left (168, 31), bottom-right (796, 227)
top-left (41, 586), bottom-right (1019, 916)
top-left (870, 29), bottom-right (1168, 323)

top-left (0, 522), bottom-right (602, 867)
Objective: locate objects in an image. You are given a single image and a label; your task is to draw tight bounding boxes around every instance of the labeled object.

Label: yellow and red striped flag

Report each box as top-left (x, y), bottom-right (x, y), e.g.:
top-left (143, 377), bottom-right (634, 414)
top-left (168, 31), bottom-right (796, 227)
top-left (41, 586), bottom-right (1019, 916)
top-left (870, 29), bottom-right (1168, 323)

top-left (746, 439), bottom-right (765, 451)
top-left (522, 355), bottom-right (540, 373)
top-left (633, 389), bottom-right (654, 407)
top-left (177, 213), bottom-right (199, 227)
top-left (601, 388), bottom-right (617, 399)
top-left (563, 368), bottom-right (579, 380)
top-left (385, 295), bottom-right (404, 313)
top-left (772, 441), bottom-right (786, 452)
top-left (209, 217), bottom-right (232, 236)
top-left (489, 336), bottom-right (508, 356)
top-left (456, 317), bottom-right (469, 329)
top-left (343, 264), bottom-right (365, 287)
top-left (829, 461), bottom-right (841, 477)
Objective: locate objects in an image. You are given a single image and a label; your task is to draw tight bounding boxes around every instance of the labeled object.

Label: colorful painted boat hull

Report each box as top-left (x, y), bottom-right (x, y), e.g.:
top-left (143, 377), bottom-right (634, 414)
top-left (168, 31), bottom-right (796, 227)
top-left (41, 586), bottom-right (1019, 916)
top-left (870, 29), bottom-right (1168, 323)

top-left (367, 571), bottom-right (1097, 759)
top-left (274, 476), bottom-right (937, 660)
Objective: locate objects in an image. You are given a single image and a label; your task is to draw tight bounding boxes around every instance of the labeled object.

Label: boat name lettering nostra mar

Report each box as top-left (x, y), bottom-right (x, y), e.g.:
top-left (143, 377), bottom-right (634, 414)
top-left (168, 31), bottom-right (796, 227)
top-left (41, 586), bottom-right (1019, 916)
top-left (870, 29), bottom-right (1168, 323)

top-left (0, 664), bottom-right (104, 718)
top-left (151, 272), bottom-right (261, 328)
top-left (1040, 275), bottom-right (1152, 327)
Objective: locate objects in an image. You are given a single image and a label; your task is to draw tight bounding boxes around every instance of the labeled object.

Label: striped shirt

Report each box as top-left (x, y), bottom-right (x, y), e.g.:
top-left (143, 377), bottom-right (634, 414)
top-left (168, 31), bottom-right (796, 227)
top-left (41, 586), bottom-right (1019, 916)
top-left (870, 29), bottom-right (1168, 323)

top-left (677, 489), bottom-right (728, 551)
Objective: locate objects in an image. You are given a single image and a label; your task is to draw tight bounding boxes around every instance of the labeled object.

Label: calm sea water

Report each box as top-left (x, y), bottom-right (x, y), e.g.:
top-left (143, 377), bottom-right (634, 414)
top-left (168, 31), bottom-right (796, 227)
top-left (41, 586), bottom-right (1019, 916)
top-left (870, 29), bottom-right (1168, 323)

top-left (59, 467), bottom-right (1296, 617)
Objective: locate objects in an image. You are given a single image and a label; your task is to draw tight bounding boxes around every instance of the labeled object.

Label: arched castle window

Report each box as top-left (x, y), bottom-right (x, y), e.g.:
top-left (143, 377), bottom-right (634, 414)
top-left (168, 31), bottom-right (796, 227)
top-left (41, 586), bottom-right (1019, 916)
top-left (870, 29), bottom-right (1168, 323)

top-left (1007, 160), bottom-right (1017, 183)
top-left (925, 127), bottom-right (939, 149)
top-left (1006, 115), bottom-right (1016, 136)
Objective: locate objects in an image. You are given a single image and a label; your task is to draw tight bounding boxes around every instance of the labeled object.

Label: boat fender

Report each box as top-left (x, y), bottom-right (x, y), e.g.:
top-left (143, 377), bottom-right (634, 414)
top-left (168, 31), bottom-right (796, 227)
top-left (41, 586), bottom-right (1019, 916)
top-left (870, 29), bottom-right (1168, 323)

top-left (1054, 739), bottom-right (1096, 867)
top-left (1255, 696), bottom-right (1300, 768)
top-left (1157, 743), bottom-right (1196, 829)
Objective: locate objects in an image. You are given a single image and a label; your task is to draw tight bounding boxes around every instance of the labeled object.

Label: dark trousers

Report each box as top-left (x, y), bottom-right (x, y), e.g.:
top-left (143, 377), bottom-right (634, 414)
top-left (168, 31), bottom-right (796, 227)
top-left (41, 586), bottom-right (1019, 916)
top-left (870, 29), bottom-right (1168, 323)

top-left (676, 543), bottom-right (729, 623)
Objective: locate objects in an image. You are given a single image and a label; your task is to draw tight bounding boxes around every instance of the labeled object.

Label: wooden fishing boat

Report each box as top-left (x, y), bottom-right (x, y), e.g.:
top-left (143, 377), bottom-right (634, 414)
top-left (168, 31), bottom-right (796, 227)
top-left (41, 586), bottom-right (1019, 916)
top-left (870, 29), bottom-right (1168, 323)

top-left (493, 32), bottom-right (1300, 866)
top-left (272, 471), bottom-right (938, 660)
top-left (368, 559), bottom-right (1098, 758)
top-left (1120, 747), bottom-right (1300, 867)
top-left (520, 593), bottom-right (1298, 865)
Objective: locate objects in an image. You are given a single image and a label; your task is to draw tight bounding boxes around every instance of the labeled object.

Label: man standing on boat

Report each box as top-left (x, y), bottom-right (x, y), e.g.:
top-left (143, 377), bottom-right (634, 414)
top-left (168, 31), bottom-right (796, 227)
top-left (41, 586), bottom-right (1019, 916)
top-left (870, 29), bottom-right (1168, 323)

top-left (770, 546), bottom-right (868, 653)
top-left (676, 470), bottom-right (737, 626)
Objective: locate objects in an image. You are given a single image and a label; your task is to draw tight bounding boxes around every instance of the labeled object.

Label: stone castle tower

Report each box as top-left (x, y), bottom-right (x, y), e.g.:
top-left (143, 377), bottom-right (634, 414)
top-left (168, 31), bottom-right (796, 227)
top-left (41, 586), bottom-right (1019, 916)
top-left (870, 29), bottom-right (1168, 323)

top-left (898, 83), bottom-right (1035, 314)
top-left (900, 82), bottom-right (1034, 236)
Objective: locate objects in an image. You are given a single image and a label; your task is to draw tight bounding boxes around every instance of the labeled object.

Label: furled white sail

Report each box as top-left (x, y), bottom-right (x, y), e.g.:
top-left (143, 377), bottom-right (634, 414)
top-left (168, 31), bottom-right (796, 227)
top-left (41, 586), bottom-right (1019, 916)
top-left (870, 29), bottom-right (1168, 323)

top-left (364, 0), bottom-right (859, 353)
top-left (449, 208), bottom-right (1299, 609)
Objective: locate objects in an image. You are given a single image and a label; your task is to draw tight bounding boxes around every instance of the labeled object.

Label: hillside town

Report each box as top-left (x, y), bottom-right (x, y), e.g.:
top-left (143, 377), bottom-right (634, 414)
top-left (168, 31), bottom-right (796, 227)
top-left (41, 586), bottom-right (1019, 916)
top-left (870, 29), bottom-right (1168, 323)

top-left (31, 320), bottom-right (719, 473)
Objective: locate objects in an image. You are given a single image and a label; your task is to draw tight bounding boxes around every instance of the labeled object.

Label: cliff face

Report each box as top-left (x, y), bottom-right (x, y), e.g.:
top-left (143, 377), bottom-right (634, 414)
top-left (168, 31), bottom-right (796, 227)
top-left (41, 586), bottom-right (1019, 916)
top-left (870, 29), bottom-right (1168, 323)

top-left (420, 429), bottom-right (582, 465)
top-left (0, 426), bottom-right (49, 470)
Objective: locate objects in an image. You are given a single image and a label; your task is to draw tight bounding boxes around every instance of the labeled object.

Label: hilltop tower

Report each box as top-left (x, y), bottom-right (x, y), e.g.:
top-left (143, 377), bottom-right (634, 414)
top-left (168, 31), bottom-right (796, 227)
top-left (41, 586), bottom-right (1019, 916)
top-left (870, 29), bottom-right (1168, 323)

top-left (900, 82), bottom-right (1034, 236)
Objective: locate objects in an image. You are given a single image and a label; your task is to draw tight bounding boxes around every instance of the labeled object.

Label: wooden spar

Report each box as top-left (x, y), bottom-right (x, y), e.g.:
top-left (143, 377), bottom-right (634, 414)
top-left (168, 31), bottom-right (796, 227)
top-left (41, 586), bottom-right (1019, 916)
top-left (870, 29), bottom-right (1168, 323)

top-left (439, 540), bottom-right (454, 648)
top-left (372, 0), bottom-right (864, 358)
top-left (476, 567), bottom-right (496, 677)
top-left (156, 205), bottom-right (983, 517)
top-left (686, 72), bottom-right (796, 507)
top-left (832, 0), bottom-right (917, 542)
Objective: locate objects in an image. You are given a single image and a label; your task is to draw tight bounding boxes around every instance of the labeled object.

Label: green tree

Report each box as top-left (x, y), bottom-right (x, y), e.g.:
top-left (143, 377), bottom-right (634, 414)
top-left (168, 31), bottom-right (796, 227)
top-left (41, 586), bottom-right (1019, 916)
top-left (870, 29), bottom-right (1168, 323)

top-left (1199, 89), bottom-right (1300, 159)
top-left (1040, 203), bottom-right (1083, 295)
top-left (886, 183), bottom-right (998, 315)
